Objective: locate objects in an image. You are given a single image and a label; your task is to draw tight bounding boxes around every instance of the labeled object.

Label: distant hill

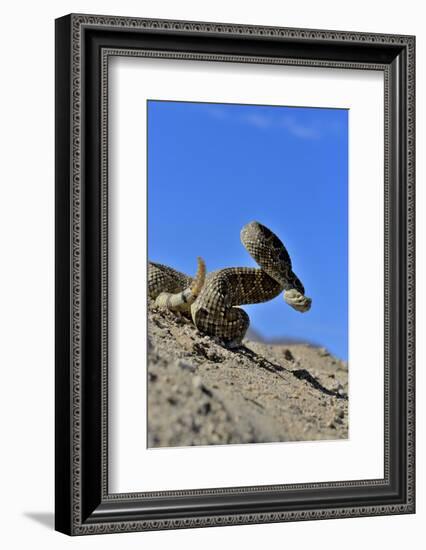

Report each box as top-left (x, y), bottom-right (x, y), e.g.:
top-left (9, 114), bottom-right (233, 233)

top-left (245, 326), bottom-right (321, 347)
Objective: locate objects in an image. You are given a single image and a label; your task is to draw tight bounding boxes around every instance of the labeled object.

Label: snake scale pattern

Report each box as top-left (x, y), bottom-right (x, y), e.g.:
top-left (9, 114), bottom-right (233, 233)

top-left (148, 221), bottom-right (311, 347)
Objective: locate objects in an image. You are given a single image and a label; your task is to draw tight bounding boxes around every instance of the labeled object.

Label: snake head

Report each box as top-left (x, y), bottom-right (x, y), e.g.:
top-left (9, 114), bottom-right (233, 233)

top-left (284, 289), bottom-right (312, 313)
top-left (241, 221), bottom-right (306, 294)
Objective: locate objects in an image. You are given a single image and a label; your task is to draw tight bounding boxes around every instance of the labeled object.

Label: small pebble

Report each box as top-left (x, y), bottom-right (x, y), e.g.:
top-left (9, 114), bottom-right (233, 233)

top-left (177, 360), bottom-right (196, 373)
top-left (192, 376), bottom-right (202, 389)
top-left (283, 349), bottom-right (294, 362)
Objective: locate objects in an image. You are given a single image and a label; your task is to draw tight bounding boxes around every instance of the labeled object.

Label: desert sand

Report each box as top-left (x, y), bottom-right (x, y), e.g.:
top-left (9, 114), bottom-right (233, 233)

top-left (147, 299), bottom-right (348, 448)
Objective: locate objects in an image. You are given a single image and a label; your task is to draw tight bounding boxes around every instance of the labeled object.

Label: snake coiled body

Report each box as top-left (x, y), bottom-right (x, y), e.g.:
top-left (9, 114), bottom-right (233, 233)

top-left (148, 221), bottom-right (311, 346)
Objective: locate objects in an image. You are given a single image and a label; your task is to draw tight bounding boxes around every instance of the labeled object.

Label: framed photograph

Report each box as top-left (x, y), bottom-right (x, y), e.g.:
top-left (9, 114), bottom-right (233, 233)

top-left (55, 13), bottom-right (415, 535)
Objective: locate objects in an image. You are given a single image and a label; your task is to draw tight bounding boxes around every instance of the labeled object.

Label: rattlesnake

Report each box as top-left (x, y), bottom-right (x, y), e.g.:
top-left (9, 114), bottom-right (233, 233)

top-left (148, 221), bottom-right (311, 347)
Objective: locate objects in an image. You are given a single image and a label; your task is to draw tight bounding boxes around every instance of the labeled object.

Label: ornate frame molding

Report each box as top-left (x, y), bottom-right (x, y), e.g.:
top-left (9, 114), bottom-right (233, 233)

top-left (55, 14), bottom-right (415, 535)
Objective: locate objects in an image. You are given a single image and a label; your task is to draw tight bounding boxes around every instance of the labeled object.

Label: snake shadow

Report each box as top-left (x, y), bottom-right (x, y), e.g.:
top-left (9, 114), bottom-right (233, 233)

top-left (232, 345), bottom-right (347, 400)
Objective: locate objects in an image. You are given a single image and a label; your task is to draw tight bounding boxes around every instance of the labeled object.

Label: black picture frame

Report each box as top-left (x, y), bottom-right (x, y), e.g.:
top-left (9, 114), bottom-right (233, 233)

top-left (55, 13), bottom-right (415, 535)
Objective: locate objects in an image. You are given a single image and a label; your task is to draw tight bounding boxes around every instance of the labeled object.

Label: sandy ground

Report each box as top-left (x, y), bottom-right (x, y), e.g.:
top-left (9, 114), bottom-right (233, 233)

top-left (147, 299), bottom-right (348, 447)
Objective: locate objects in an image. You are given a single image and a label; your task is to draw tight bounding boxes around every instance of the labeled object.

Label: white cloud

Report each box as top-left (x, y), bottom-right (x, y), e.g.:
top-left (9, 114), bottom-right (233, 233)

top-left (203, 104), bottom-right (345, 140)
top-left (240, 112), bottom-right (272, 129)
top-left (203, 104), bottom-right (229, 120)
top-left (280, 116), bottom-right (321, 139)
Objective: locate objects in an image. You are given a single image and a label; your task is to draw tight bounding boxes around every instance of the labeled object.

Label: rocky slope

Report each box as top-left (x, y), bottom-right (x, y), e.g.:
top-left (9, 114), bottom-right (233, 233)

top-left (147, 299), bottom-right (348, 448)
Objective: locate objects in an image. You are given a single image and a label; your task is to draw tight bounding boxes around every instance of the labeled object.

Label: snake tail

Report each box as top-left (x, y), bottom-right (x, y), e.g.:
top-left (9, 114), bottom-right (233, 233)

top-left (154, 257), bottom-right (206, 312)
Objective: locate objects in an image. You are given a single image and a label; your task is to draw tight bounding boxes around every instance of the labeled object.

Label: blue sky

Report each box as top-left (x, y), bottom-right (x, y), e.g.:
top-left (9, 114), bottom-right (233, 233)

top-left (147, 100), bottom-right (348, 360)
